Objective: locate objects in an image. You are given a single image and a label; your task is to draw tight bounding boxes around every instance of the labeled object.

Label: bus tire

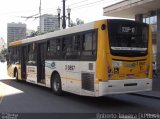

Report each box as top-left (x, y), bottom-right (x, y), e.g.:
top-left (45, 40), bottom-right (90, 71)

top-left (51, 73), bottom-right (62, 95)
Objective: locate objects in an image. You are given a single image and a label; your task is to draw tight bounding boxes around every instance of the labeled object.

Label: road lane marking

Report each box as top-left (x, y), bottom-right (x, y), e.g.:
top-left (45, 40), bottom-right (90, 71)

top-left (0, 82), bottom-right (4, 104)
top-left (0, 80), bottom-right (12, 104)
top-left (0, 79), bottom-right (24, 104)
top-left (0, 93), bottom-right (4, 104)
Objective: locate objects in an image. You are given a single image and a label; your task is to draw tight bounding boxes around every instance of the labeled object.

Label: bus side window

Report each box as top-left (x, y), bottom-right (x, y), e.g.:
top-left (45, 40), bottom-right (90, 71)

top-left (62, 37), bottom-right (72, 58)
top-left (11, 47), bottom-right (14, 63)
top-left (73, 35), bottom-right (80, 51)
top-left (8, 47), bottom-right (12, 63)
top-left (47, 40), bottom-right (56, 59)
top-left (47, 41), bottom-right (50, 59)
top-left (82, 32), bottom-right (93, 56)
top-left (56, 39), bottom-right (61, 57)
top-left (72, 35), bottom-right (80, 55)
top-left (47, 41), bottom-right (50, 52)
top-left (65, 35), bottom-right (81, 60)
top-left (92, 31), bottom-right (97, 55)
top-left (28, 44), bottom-right (36, 65)
top-left (11, 46), bottom-right (19, 64)
top-left (62, 38), bottom-right (67, 55)
top-left (81, 31), bottom-right (97, 60)
top-left (47, 39), bottom-right (62, 59)
top-left (83, 33), bottom-right (92, 50)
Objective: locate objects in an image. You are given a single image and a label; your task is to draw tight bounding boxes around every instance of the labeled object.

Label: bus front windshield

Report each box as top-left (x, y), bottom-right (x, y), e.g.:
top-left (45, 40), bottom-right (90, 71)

top-left (108, 20), bottom-right (148, 57)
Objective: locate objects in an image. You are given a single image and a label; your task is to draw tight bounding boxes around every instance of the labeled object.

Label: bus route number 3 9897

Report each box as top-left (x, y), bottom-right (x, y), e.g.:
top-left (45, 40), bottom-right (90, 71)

top-left (65, 65), bottom-right (75, 71)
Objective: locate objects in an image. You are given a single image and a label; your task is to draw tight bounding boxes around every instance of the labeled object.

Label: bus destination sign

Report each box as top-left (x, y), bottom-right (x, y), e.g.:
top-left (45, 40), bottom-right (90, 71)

top-left (120, 26), bottom-right (136, 34)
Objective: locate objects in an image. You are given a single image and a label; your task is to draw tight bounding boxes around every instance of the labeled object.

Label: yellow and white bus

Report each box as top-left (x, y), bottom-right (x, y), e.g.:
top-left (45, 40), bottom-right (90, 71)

top-left (7, 19), bottom-right (152, 97)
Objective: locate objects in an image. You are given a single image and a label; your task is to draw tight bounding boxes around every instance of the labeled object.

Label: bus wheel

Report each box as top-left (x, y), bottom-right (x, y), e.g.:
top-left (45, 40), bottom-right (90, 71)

top-left (51, 74), bottom-right (62, 95)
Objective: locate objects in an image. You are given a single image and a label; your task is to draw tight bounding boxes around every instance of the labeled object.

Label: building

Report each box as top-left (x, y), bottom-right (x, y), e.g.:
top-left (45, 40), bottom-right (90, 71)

top-left (7, 22), bottom-right (26, 43)
top-left (39, 14), bottom-right (59, 33)
top-left (103, 0), bottom-right (160, 73)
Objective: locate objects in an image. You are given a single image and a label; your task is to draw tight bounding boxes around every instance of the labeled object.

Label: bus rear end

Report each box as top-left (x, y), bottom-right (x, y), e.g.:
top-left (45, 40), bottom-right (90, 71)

top-left (97, 19), bottom-right (152, 96)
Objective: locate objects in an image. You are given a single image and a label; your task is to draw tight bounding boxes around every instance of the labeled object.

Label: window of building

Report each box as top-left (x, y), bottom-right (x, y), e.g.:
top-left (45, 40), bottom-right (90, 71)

top-left (143, 15), bottom-right (157, 32)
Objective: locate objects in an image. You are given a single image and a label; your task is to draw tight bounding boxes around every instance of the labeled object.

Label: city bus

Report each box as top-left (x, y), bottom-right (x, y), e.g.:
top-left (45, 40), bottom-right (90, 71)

top-left (7, 19), bottom-right (152, 97)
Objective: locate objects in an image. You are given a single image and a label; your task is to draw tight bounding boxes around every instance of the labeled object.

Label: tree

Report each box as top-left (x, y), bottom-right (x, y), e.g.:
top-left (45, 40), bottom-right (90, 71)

top-left (70, 20), bottom-right (76, 27)
top-left (76, 18), bottom-right (84, 25)
top-left (0, 48), bottom-right (7, 59)
top-left (30, 31), bottom-right (39, 37)
top-left (70, 18), bottom-right (84, 27)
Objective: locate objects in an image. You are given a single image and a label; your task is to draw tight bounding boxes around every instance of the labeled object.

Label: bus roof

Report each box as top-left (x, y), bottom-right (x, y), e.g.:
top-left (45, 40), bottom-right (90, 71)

top-left (9, 19), bottom-right (146, 47)
top-left (9, 20), bottom-right (98, 47)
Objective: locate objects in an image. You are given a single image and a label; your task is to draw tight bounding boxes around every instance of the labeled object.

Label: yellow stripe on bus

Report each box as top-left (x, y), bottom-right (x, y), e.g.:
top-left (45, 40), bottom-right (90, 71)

top-left (148, 25), bottom-right (153, 79)
top-left (61, 77), bottom-right (80, 81)
top-left (94, 20), bottom-right (108, 81)
top-left (62, 77), bottom-right (99, 84)
top-left (9, 40), bottom-right (22, 46)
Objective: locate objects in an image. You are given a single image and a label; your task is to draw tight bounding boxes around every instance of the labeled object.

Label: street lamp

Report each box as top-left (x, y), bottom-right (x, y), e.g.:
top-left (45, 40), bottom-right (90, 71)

top-left (57, 7), bottom-right (61, 28)
top-left (67, 7), bottom-right (71, 27)
top-left (57, 6), bottom-right (71, 29)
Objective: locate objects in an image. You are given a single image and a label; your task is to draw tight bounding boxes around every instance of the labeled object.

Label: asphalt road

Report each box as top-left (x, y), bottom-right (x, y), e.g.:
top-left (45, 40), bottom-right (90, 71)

top-left (0, 79), bottom-right (160, 114)
top-left (0, 62), bottom-right (160, 119)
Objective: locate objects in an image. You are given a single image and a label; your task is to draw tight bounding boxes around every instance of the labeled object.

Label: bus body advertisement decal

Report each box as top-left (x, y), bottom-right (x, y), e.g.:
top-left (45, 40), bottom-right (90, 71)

top-left (45, 62), bottom-right (56, 69)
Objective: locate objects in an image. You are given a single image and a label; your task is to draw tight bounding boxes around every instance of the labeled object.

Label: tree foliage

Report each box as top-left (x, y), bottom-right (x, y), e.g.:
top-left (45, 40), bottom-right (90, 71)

top-left (70, 18), bottom-right (84, 27)
top-left (0, 48), bottom-right (7, 59)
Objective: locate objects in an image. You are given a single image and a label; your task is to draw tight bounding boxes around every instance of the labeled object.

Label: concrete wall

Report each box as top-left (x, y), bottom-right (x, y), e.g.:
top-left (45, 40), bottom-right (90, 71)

top-left (135, 14), bottom-right (143, 22)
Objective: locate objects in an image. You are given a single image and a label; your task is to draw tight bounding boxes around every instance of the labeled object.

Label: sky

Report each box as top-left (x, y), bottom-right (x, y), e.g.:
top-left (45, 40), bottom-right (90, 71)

top-left (0, 0), bottom-right (123, 43)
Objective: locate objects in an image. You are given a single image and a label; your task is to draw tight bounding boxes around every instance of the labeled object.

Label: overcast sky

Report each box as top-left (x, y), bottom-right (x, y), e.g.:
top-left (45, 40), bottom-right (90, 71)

top-left (0, 0), bottom-right (123, 42)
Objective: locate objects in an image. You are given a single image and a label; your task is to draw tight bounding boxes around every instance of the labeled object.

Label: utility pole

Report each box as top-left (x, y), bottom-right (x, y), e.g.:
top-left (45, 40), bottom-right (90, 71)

top-left (62, 0), bottom-right (66, 29)
top-left (39, 0), bottom-right (42, 33)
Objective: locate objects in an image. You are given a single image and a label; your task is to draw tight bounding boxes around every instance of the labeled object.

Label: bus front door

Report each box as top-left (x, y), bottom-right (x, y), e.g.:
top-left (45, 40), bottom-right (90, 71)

top-left (21, 46), bottom-right (28, 80)
top-left (37, 43), bottom-right (46, 84)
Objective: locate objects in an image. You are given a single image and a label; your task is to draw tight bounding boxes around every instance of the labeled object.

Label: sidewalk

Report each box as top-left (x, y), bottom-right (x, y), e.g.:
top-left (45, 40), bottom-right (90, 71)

top-left (0, 62), bottom-right (11, 79)
top-left (133, 76), bottom-right (160, 99)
